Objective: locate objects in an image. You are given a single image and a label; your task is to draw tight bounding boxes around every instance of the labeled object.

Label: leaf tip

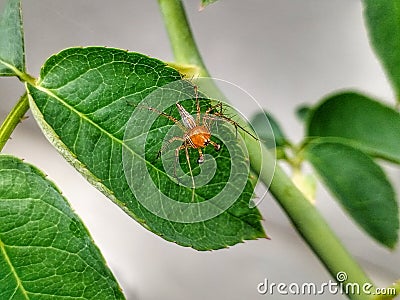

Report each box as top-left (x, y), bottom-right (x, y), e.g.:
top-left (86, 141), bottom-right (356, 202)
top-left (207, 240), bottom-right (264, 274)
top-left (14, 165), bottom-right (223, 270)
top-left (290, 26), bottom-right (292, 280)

top-left (199, 0), bottom-right (218, 11)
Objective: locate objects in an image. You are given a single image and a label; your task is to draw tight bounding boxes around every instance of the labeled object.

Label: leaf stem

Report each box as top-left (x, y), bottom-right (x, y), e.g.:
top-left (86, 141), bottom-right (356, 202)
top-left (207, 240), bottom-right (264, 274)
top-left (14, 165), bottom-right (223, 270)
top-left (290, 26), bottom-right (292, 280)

top-left (157, 0), bottom-right (209, 77)
top-left (0, 59), bottom-right (35, 85)
top-left (0, 93), bottom-right (29, 151)
top-left (158, 0), bottom-right (376, 298)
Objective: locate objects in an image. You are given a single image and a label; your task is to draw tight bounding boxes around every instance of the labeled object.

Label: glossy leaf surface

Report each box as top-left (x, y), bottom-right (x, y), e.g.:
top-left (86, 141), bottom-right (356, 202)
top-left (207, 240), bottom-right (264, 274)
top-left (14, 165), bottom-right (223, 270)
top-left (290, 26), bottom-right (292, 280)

top-left (0, 0), bottom-right (25, 76)
top-left (363, 0), bottom-right (400, 101)
top-left (305, 141), bottom-right (399, 248)
top-left (27, 47), bottom-right (265, 250)
top-left (307, 92), bottom-right (400, 164)
top-left (0, 155), bottom-right (124, 299)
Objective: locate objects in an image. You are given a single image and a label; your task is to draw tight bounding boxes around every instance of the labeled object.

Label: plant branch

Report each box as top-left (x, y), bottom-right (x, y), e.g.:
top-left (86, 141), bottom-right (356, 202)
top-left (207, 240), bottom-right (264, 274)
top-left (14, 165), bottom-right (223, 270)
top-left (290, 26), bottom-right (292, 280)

top-left (248, 139), bottom-right (374, 299)
top-left (158, 0), bottom-right (209, 77)
top-left (158, 1), bottom-right (376, 299)
top-left (0, 93), bottom-right (29, 151)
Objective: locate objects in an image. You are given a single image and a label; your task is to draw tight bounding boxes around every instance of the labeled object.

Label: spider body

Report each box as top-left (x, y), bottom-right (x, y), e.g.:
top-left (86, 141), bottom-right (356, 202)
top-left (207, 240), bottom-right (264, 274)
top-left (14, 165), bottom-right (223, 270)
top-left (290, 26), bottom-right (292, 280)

top-left (185, 125), bottom-right (211, 148)
top-left (176, 102), bottom-right (221, 163)
top-left (137, 85), bottom-right (256, 183)
top-left (186, 125), bottom-right (220, 151)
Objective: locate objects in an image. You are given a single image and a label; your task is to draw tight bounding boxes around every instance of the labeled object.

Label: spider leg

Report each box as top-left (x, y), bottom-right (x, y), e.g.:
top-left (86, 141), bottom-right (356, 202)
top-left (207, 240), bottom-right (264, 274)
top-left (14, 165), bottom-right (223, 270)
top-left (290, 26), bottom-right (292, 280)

top-left (157, 136), bottom-right (185, 159)
top-left (174, 142), bottom-right (195, 189)
top-left (203, 101), bottom-right (223, 130)
top-left (184, 144), bottom-right (196, 190)
top-left (173, 144), bottom-right (186, 185)
top-left (197, 148), bottom-right (204, 164)
top-left (204, 101), bottom-right (223, 117)
top-left (138, 104), bottom-right (187, 132)
top-left (194, 85), bottom-right (201, 125)
top-left (208, 140), bottom-right (221, 151)
top-left (210, 112), bottom-right (258, 141)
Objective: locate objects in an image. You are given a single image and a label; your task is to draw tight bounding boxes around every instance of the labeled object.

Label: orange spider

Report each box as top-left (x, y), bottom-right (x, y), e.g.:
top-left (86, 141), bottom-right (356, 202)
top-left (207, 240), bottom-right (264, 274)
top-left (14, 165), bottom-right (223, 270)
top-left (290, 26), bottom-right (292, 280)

top-left (141, 86), bottom-right (257, 180)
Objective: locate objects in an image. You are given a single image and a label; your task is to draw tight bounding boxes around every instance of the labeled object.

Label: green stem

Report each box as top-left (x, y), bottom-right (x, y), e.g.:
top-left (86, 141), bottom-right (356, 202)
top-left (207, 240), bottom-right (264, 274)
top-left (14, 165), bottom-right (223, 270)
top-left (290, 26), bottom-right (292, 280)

top-left (0, 60), bottom-right (36, 85)
top-left (158, 0), bottom-right (209, 77)
top-left (158, 1), bottom-right (376, 299)
top-left (0, 93), bottom-right (29, 151)
top-left (248, 139), bottom-right (373, 299)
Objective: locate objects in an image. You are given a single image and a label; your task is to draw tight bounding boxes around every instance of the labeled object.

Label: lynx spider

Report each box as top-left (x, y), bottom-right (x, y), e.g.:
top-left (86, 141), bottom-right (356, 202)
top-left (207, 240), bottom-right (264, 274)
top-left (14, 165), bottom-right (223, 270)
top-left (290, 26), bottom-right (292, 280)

top-left (142, 85), bottom-right (257, 183)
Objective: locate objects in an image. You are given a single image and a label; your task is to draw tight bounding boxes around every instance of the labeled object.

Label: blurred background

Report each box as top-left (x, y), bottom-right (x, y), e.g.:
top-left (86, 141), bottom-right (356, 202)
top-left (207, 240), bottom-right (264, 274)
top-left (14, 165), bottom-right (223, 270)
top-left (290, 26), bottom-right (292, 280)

top-left (0, 0), bottom-right (399, 299)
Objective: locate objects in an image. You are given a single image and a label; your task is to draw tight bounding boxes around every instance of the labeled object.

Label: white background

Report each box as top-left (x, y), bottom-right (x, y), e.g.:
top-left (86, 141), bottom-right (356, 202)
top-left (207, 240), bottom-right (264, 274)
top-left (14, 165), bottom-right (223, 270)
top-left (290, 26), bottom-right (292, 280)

top-left (0, 0), bottom-right (399, 299)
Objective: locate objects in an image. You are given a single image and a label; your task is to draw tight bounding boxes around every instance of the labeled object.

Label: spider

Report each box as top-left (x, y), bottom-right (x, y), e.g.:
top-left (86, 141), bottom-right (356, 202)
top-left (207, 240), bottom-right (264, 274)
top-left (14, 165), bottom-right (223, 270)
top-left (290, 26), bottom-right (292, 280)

top-left (140, 86), bottom-right (257, 182)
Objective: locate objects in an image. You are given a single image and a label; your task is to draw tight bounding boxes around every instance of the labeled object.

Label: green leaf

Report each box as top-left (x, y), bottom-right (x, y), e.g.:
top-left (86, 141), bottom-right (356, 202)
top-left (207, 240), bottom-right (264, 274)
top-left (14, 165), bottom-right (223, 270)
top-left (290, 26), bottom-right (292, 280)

top-left (307, 92), bottom-right (400, 164)
top-left (27, 47), bottom-right (265, 251)
top-left (296, 105), bottom-right (312, 123)
top-left (0, 0), bottom-right (25, 76)
top-left (200, 0), bottom-right (218, 10)
top-left (250, 110), bottom-right (287, 148)
top-left (0, 155), bottom-right (124, 299)
top-left (305, 141), bottom-right (399, 248)
top-left (363, 1), bottom-right (400, 101)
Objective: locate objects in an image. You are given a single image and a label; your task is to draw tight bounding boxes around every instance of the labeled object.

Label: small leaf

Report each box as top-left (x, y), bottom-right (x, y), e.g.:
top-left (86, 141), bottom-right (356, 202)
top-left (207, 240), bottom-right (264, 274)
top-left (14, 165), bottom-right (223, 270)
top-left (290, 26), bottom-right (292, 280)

top-left (0, 155), bottom-right (124, 299)
top-left (200, 0), bottom-right (218, 10)
top-left (0, 0), bottom-right (25, 76)
top-left (27, 47), bottom-right (265, 250)
top-left (305, 140), bottom-right (399, 248)
top-left (250, 110), bottom-right (287, 148)
top-left (296, 105), bottom-right (312, 123)
top-left (307, 92), bottom-right (400, 164)
top-left (363, 0), bottom-right (400, 101)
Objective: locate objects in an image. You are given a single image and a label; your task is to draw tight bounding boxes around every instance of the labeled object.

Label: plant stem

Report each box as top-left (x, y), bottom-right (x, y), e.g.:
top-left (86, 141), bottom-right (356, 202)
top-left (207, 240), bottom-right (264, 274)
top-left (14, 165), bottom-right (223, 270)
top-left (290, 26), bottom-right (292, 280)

top-left (158, 0), bottom-right (209, 77)
top-left (248, 140), bottom-right (373, 299)
top-left (0, 93), bottom-right (29, 151)
top-left (0, 60), bottom-right (36, 85)
top-left (157, 0), bottom-right (226, 101)
top-left (158, 1), bottom-right (376, 299)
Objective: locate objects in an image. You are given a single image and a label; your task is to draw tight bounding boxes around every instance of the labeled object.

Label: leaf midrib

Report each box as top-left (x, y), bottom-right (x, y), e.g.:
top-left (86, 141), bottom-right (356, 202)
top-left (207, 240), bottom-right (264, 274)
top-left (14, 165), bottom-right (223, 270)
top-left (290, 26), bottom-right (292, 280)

top-left (0, 240), bottom-right (29, 299)
top-left (33, 83), bottom-right (189, 188)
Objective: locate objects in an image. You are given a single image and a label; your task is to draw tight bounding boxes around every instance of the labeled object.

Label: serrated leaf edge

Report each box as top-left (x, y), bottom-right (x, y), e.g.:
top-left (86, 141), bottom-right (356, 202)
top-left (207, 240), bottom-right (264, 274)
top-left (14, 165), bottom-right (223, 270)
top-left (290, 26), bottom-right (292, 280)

top-left (27, 82), bottom-right (266, 248)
